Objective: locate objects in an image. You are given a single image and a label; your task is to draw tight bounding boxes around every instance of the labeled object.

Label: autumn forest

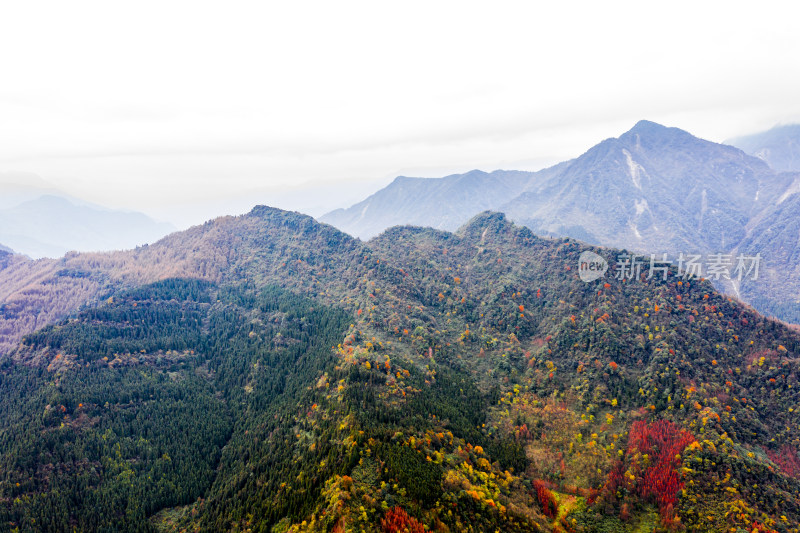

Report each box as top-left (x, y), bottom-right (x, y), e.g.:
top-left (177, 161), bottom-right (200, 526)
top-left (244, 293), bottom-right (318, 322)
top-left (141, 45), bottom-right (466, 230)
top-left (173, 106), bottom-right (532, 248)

top-left (1, 207), bottom-right (800, 532)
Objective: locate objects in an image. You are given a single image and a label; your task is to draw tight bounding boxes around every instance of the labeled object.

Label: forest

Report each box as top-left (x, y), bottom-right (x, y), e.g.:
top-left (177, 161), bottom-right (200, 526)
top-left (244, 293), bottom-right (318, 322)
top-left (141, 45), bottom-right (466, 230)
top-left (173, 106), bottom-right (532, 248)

top-left (0, 208), bottom-right (799, 532)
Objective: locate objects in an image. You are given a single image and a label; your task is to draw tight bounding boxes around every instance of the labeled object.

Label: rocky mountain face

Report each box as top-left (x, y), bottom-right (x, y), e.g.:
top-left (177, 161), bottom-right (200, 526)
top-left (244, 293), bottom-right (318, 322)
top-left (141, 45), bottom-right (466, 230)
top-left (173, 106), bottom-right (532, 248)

top-left (1, 207), bottom-right (799, 531)
top-left (728, 124), bottom-right (800, 173)
top-left (322, 121), bottom-right (800, 323)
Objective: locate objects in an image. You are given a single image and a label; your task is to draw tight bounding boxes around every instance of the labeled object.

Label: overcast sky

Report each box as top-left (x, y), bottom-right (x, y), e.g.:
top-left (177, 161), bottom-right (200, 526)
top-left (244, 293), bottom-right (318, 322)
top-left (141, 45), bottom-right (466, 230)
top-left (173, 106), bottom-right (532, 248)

top-left (2, 1), bottom-right (800, 227)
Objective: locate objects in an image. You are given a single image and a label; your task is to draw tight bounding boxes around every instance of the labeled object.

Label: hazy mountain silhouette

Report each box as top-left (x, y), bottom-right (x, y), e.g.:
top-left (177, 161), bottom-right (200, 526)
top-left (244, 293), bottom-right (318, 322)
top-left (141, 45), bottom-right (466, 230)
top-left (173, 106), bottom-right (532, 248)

top-left (0, 194), bottom-right (175, 258)
top-left (728, 123), bottom-right (800, 172)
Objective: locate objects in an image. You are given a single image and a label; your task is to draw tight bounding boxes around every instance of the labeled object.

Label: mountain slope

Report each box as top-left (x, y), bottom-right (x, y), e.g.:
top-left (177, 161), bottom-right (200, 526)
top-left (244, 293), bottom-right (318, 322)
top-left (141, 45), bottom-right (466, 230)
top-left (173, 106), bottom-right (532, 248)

top-left (0, 195), bottom-right (176, 258)
top-left (1, 280), bottom-right (352, 531)
top-left (1, 208), bottom-right (800, 532)
top-left (728, 124), bottom-right (800, 172)
top-left (729, 188), bottom-right (800, 320)
top-left (0, 206), bottom-right (364, 355)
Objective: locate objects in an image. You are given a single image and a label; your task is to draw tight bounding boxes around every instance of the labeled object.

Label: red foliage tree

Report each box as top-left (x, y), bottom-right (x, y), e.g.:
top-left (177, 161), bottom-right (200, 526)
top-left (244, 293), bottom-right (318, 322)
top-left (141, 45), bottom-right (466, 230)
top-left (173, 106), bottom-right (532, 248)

top-left (598, 460), bottom-right (624, 503)
top-left (533, 479), bottom-right (559, 518)
top-left (766, 445), bottom-right (800, 478)
top-left (382, 507), bottom-right (426, 533)
top-left (626, 420), bottom-right (695, 522)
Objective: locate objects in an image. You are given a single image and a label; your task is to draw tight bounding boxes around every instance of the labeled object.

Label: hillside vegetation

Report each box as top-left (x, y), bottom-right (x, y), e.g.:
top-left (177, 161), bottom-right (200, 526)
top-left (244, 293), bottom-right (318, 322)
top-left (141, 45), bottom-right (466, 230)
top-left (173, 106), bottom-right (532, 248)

top-left (1, 207), bottom-right (799, 532)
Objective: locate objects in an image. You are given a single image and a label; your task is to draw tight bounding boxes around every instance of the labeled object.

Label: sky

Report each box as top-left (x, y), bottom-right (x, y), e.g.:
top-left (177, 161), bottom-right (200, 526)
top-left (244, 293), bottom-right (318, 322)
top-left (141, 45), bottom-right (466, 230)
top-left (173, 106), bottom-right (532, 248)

top-left (2, 0), bottom-right (800, 228)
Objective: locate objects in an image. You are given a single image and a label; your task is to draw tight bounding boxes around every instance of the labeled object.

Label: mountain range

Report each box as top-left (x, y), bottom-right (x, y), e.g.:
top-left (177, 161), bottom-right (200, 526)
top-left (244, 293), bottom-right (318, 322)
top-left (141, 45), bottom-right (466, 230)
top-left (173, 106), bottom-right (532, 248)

top-left (1, 206), bottom-right (799, 531)
top-left (0, 174), bottom-right (175, 258)
top-left (321, 121), bottom-right (800, 323)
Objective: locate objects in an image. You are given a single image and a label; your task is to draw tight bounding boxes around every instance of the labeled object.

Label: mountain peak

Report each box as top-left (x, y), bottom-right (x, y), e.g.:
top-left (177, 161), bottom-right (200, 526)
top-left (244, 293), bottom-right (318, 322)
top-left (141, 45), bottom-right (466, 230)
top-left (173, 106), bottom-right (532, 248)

top-left (248, 205), bottom-right (318, 226)
top-left (460, 210), bottom-right (510, 228)
top-left (617, 120), bottom-right (704, 153)
top-left (246, 205), bottom-right (358, 249)
top-left (629, 119), bottom-right (667, 132)
top-left (12, 194), bottom-right (74, 210)
top-left (456, 210), bottom-right (518, 240)
top-left (249, 204), bottom-right (297, 217)
top-left (623, 120), bottom-right (692, 140)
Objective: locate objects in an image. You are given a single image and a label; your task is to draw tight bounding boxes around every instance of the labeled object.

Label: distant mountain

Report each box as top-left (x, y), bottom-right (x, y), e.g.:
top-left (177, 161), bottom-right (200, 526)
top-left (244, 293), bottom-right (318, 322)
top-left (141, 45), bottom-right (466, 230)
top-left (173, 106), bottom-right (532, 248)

top-left (0, 194), bottom-right (175, 258)
top-left (727, 124), bottom-right (800, 172)
top-left (320, 166), bottom-right (568, 239)
top-left (2, 207), bottom-right (800, 531)
top-left (0, 172), bottom-right (66, 210)
top-left (727, 184), bottom-right (800, 318)
top-left (321, 121), bottom-right (800, 322)
top-left (502, 120), bottom-right (789, 252)
top-left (0, 243), bottom-right (11, 254)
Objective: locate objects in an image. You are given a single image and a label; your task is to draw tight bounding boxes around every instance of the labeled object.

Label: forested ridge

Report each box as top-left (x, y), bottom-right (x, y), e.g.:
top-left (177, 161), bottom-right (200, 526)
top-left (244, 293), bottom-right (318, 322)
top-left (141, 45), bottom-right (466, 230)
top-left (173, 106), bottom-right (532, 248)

top-left (1, 208), bottom-right (800, 532)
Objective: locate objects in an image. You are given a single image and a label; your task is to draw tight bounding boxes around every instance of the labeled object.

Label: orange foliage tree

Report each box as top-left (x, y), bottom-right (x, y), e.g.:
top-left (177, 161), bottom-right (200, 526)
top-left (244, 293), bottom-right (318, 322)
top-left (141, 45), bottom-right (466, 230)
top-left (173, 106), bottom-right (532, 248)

top-left (381, 507), bottom-right (426, 533)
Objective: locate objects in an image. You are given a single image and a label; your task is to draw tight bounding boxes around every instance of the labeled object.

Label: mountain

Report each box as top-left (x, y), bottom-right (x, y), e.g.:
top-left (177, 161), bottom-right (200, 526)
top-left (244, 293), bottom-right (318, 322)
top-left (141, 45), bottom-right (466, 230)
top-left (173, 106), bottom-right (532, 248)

top-left (319, 167), bottom-right (567, 239)
top-left (0, 195), bottom-right (175, 258)
top-left (727, 124), bottom-right (800, 172)
top-left (0, 243), bottom-right (11, 254)
top-left (502, 120), bottom-right (789, 252)
top-left (727, 186), bottom-right (800, 319)
top-left (0, 172), bottom-right (66, 210)
top-left (0, 206), bottom-right (357, 355)
top-left (1, 207), bottom-right (800, 532)
top-left (321, 121), bottom-right (800, 323)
